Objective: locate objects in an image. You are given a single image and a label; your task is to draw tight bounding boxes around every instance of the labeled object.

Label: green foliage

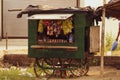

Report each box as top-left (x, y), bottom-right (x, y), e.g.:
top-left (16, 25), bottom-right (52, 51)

top-left (115, 42), bottom-right (120, 51)
top-left (26, 63), bottom-right (35, 76)
top-left (0, 66), bottom-right (35, 80)
top-left (92, 58), bottom-right (99, 66)
top-left (105, 32), bottom-right (120, 51)
top-left (0, 67), bottom-right (20, 79)
top-left (105, 32), bottom-right (114, 51)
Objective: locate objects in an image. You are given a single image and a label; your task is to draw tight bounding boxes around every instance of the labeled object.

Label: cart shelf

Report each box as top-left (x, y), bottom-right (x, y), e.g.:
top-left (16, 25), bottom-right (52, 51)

top-left (31, 45), bottom-right (78, 51)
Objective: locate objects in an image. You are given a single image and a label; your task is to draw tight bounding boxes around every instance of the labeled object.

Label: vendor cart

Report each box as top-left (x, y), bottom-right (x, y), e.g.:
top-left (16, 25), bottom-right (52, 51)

top-left (17, 5), bottom-right (100, 78)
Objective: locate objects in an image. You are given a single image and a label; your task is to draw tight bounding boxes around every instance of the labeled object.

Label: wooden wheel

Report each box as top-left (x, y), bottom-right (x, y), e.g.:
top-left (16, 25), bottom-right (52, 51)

top-left (67, 59), bottom-right (89, 77)
top-left (80, 58), bottom-right (89, 76)
top-left (67, 59), bottom-right (82, 77)
top-left (45, 58), bottom-right (69, 78)
top-left (34, 58), bottom-right (89, 78)
top-left (34, 58), bottom-right (54, 78)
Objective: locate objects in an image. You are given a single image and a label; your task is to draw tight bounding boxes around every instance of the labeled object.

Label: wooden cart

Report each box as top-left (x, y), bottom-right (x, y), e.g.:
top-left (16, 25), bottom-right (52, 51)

top-left (18, 6), bottom-right (100, 78)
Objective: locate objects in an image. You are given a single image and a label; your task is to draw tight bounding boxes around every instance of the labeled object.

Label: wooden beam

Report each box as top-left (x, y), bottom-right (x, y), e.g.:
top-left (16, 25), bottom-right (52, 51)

top-left (76, 0), bottom-right (80, 8)
top-left (100, 0), bottom-right (106, 76)
top-left (6, 32), bottom-right (8, 50)
top-left (31, 45), bottom-right (78, 50)
top-left (1, 0), bottom-right (3, 38)
top-left (105, 0), bottom-right (120, 8)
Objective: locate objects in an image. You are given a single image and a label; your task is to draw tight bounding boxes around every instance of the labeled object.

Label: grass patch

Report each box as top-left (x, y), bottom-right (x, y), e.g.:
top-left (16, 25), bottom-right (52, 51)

top-left (0, 67), bottom-right (35, 80)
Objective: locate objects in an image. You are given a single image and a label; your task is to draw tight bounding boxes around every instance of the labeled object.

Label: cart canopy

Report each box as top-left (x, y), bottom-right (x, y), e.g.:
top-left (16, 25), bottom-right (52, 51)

top-left (27, 14), bottom-right (73, 20)
top-left (17, 5), bottom-right (95, 18)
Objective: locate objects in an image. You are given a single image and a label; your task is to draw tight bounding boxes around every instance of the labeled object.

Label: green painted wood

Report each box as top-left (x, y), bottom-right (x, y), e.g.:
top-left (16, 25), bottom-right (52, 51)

top-left (74, 14), bottom-right (85, 58)
top-left (85, 14), bottom-right (94, 27)
top-left (74, 14), bottom-right (86, 27)
top-left (28, 13), bottom-right (93, 59)
top-left (28, 20), bottom-right (38, 57)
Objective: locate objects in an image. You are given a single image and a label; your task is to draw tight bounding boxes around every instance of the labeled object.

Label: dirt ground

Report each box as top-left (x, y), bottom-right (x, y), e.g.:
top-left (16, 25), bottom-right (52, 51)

top-left (48, 66), bottom-right (120, 80)
top-left (1, 49), bottom-right (120, 80)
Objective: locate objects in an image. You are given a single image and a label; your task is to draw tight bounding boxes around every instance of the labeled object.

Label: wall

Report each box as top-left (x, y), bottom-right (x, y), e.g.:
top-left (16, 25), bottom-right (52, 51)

top-left (1, 0), bottom-right (84, 39)
top-left (0, 0), bottom-right (1, 39)
top-left (80, 0), bottom-right (84, 7)
top-left (2, 0), bottom-right (76, 38)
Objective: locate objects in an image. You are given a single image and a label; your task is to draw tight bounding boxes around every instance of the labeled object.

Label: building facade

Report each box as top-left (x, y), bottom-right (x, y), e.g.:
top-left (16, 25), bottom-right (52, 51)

top-left (0, 0), bottom-right (1, 39)
top-left (0, 0), bottom-right (84, 39)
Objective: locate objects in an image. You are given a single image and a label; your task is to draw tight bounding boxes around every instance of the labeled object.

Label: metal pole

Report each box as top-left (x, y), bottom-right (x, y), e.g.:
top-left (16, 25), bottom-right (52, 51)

top-left (100, 0), bottom-right (106, 76)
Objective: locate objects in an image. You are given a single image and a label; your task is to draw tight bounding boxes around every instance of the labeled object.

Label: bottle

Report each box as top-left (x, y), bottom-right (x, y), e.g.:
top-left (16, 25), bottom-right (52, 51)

top-left (69, 34), bottom-right (73, 43)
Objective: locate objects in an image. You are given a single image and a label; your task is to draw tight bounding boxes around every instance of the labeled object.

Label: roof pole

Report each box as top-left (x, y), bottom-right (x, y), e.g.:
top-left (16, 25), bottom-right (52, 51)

top-left (100, 0), bottom-right (106, 76)
top-left (76, 0), bottom-right (80, 8)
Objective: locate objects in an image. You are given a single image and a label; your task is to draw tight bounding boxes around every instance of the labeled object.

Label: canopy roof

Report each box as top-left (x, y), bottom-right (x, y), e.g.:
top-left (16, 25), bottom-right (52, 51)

top-left (105, 0), bottom-right (120, 20)
top-left (17, 1), bottom-right (120, 23)
top-left (96, 0), bottom-right (120, 20)
top-left (17, 5), bottom-right (95, 18)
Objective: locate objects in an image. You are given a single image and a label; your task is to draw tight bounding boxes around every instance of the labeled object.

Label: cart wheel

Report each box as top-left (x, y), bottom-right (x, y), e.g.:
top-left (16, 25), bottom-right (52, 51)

top-left (80, 62), bottom-right (89, 76)
top-left (45, 58), bottom-right (69, 78)
top-left (34, 58), bottom-right (53, 78)
top-left (34, 62), bottom-right (43, 77)
top-left (68, 59), bottom-right (82, 77)
top-left (80, 59), bottom-right (89, 76)
top-left (68, 59), bottom-right (89, 77)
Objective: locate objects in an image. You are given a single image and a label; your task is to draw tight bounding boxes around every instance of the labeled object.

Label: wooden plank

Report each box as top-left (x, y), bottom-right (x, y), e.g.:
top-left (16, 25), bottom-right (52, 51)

top-left (31, 45), bottom-right (78, 50)
top-left (90, 26), bottom-right (100, 53)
